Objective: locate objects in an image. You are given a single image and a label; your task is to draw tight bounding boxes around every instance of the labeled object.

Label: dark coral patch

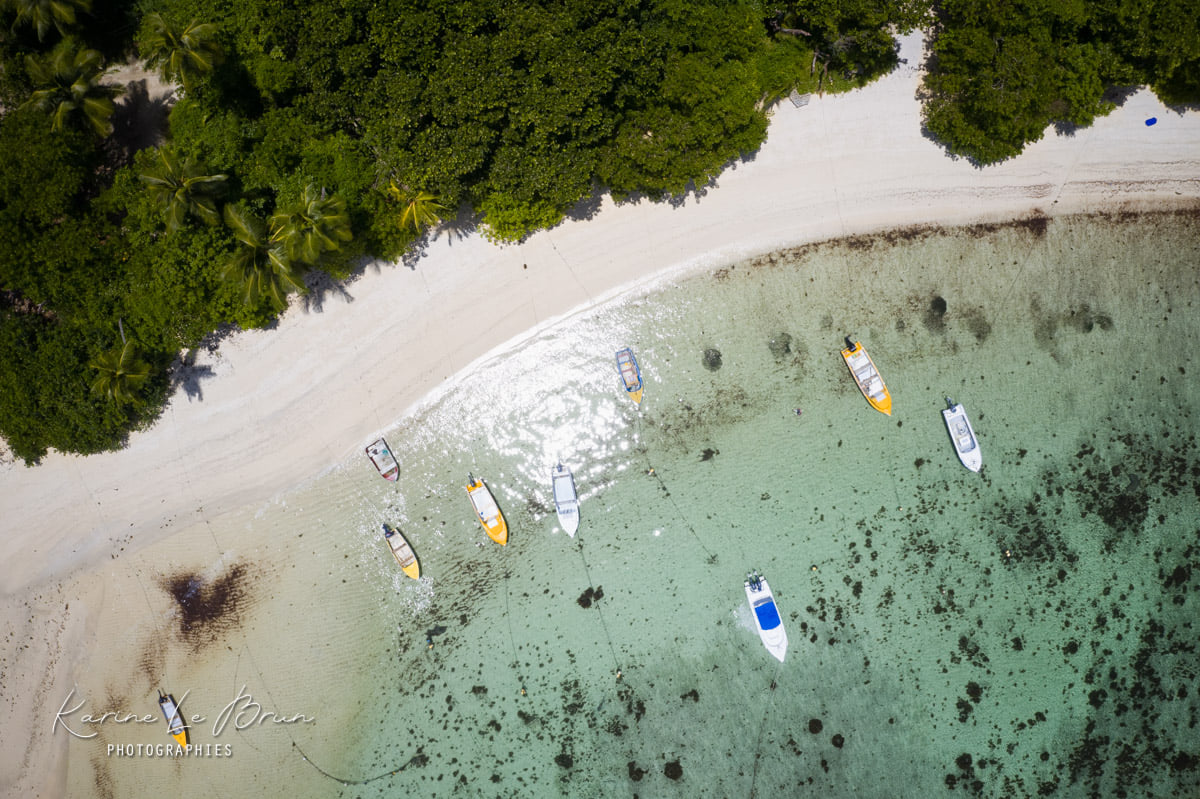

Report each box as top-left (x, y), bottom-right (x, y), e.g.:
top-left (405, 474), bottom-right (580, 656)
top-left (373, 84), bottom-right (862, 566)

top-left (161, 563), bottom-right (251, 649)
top-left (924, 295), bottom-right (948, 333)
top-left (768, 332), bottom-right (792, 360)
top-left (577, 586), bottom-right (603, 608)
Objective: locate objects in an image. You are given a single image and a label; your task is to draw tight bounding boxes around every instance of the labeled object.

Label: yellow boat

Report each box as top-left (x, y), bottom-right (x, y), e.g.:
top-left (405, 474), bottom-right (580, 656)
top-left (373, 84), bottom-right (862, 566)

top-left (840, 337), bottom-right (892, 415)
top-left (382, 523), bottom-right (421, 579)
top-left (466, 474), bottom-right (508, 545)
top-left (616, 347), bottom-right (643, 404)
top-left (158, 690), bottom-right (189, 748)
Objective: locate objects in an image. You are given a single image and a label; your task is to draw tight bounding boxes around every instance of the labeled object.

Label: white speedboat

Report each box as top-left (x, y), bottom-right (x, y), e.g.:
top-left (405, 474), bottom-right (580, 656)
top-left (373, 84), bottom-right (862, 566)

top-left (745, 570), bottom-right (787, 662)
top-left (551, 463), bottom-right (579, 537)
top-left (942, 397), bottom-right (982, 472)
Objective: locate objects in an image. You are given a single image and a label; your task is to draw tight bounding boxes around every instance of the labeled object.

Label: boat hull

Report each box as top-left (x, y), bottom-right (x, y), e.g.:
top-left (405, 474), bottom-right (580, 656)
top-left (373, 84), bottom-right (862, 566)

top-left (158, 691), bottom-right (189, 747)
top-left (943, 402), bottom-right (982, 472)
top-left (552, 464), bottom-right (580, 537)
top-left (744, 575), bottom-right (788, 662)
top-left (840, 341), bottom-right (892, 415)
top-left (383, 524), bottom-right (421, 579)
top-left (556, 510), bottom-right (579, 537)
top-left (467, 478), bottom-right (508, 545)
top-left (365, 438), bottom-right (400, 481)
top-left (616, 348), bottom-right (644, 405)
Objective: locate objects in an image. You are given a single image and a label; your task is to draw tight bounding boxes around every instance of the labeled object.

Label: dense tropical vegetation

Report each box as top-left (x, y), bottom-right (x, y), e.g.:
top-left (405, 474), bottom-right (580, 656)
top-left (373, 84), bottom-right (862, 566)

top-left (0, 0), bottom-right (1196, 462)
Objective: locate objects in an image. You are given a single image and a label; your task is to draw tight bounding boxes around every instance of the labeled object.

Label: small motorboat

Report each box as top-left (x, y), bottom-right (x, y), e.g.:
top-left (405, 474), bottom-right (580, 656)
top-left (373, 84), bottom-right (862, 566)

top-left (942, 397), bottom-right (982, 472)
top-left (616, 347), bottom-right (643, 404)
top-left (551, 463), bottom-right (580, 537)
top-left (158, 690), bottom-right (189, 747)
top-left (365, 437), bottom-right (400, 481)
top-left (840, 337), bottom-right (891, 415)
top-left (745, 570), bottom-right (788, 662)
top-left (467, 474), bottom-right (508, 545)
top-left (382, 523), bottom-right (420, 579)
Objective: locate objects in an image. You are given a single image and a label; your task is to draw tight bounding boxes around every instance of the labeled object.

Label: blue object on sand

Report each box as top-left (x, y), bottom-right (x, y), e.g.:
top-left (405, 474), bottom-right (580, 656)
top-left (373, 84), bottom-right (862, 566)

top-left (1145, 117), bottom-right (1157, 126)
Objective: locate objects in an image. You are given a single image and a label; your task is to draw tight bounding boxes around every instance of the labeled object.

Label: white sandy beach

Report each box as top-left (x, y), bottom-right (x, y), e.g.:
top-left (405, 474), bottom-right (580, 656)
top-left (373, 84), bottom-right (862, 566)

top-left (2, 32), bottom-right (1198, 797)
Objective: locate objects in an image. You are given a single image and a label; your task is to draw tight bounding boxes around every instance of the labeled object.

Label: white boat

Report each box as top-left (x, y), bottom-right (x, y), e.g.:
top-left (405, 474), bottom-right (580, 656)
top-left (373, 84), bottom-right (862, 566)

top-left (551, 463), bottom-right (580, 537)
top-left (158, 689), bottom-right (189, 747)
top-left (942, 397), bottom-right (982, 472)
top-left (365, 437), bottom-right (399, 481)
top-left (382, 523), bottom-right (420, 579)
top-left (744, 570), bottom-right (787, 662)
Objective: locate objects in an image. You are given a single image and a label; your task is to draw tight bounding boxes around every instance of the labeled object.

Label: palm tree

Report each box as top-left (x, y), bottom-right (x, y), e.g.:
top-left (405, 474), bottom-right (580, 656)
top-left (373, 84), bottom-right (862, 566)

top-left (268, 185), bottom-right (353, 265)
top-left (139, 147), bottom-right (226, 230)
top-left (89, 339), bottom-right (151, 406)
top-left (387, 181), bottom-right (445, 234)
top-left (5, 0), bottom-right (91, 41)
top-left (138, 13), bottom-right (222, 92)
top-left (223, 204), bottom-right (306, 311)
top-left (21, 41), bottom-right (118, 137)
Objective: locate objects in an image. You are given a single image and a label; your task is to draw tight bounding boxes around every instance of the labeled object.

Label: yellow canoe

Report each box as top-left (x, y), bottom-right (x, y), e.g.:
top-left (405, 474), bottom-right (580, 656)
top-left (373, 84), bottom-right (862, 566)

top-left (158, 691), bottom-right (189, 748)
top-left (383, 524), bottom-right (421, 579)
top-left (616, 347), bottom-right (643, 404)
top-left (467, 475), bottom-right (508, 545)
top-left (841, 339), bottom-right (892, 416)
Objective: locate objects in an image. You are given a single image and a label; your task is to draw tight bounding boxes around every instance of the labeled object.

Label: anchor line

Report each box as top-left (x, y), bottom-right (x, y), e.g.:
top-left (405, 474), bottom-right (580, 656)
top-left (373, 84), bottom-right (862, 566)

top-left (132, 568), bottom-right (162, 629)
top-left (574, 536), bottom-right (649, 774)
top-left (747, 660), bottom-right (786, 799)
top-left (181, 468), bottom-right (424, 787)
top-left (635, 414), bottom-right (717, 564)
top-left (235, 638), bottom-right (418, 785)
top-left (574, 539), bottom-right (621, 674)
top-left (503, 571), bottom-right (529, 695)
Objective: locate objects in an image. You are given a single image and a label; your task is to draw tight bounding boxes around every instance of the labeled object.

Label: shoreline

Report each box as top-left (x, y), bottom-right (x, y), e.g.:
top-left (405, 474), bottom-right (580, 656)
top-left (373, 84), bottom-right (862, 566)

top-left (3, 32), bottom-right (1198, 595)
top-left (2, 30), bottom-right (1199, 796)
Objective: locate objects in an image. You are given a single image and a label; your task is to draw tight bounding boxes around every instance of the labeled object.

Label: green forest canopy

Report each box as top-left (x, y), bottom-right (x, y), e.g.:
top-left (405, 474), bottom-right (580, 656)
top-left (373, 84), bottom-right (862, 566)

top-left (0, 0), bottom-right (1196, 463)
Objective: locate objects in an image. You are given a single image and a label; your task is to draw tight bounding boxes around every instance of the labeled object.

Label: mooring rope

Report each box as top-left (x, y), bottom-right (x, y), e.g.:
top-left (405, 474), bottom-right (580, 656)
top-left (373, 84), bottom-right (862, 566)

top-left (572, 532), bottom-right (651, 779)
top-left (503, 571), bottom-right (529, 696)
top-left (158, 462), bottom-right (426, 787)
top-left (747, 659), bottom-right (786, 799)
top-left (132, 568), bottom-right (163, 629)
top-left (635, 413), bottom-right (718, 564)
top-left (574, 538), bottom-right (622, 674)
top-left (233, 637), bottom-right (420, 785)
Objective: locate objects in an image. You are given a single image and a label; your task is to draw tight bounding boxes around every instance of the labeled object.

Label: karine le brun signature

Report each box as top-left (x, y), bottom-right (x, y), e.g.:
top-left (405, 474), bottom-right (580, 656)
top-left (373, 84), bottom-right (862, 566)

top-left (53, 686), bottom-right (314, 740)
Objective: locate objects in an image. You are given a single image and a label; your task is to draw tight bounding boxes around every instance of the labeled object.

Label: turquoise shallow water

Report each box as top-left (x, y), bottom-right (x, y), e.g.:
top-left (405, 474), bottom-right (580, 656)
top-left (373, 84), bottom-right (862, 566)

top-left (75, 211), bottom-right (1200, 797)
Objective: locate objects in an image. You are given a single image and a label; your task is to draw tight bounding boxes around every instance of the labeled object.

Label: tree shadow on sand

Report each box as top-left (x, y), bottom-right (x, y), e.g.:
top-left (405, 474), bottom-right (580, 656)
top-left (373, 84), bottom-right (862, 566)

top-left (169, 323), bottom-right (244, 402)
top-left (104, 79), bottom-right (175, 168)
top-left (300, 268), bottom-right (356, 314)
top-left (398, 200), bottom-right (478, 269)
